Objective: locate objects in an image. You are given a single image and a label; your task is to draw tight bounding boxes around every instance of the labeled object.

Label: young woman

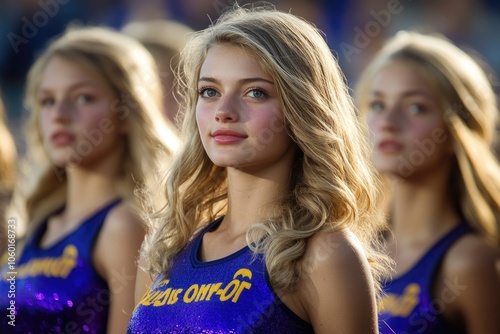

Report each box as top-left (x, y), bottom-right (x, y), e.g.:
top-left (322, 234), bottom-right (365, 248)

top-left (0, 27), bottom-right (179, 333)
top-left (128, 5), bottom-right (390, 334)
top-left (356, 31), bottom-right (500, 333)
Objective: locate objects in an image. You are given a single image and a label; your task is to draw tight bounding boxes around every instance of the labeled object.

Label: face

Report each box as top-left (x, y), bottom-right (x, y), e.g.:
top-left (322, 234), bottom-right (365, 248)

top-left (196, 44), bottom-right (295, 173)
top-left (365, 61), bottom-right (453, 179)
top-left (38, 56), bottom-right (125, 168)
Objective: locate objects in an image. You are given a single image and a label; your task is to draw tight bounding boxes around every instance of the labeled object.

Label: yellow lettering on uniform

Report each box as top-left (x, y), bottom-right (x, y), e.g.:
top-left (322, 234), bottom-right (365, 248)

top-left (196, 284), bottom-right (211, 301)
top-left (141, 291), bottom-right (161, 306)
top-left (168, 289), bottom-right (183, 304)
top-left (232, 281), bottom-right (252, 302)
top-left (153, 289), bottom-right (173, 307)
top-left (184, 285), bottom-right (198, 303)
top-left (206, 283), bottom-right (222, 301)
top-left (219, 280), bottom-right (239, 302)
top-left (399, 284), bottom-right (420, 316)
top-left (158, 279), bottom-right (170, 288)
top-left (234, 268), bottom-right (252, 280)
top-left (59, 245), bottom-right (78, 278)
top-left (378, 283), bottom-right (420, 317)
top-left (16, 245), bottom-right (78, 279)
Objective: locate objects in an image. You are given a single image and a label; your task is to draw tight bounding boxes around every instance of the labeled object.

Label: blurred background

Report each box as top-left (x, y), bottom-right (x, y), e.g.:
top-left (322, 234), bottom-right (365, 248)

top-left (1, 0), bottom-right (500, 153)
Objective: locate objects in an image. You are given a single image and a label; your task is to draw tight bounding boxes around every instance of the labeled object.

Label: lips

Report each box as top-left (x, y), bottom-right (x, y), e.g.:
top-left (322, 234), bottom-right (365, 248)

top-left (378, 140), bottom-right (403, 153)
top-left (211, 129), bottom-right (247, 144)
top-left (50, 131), bottom-right (75, 147)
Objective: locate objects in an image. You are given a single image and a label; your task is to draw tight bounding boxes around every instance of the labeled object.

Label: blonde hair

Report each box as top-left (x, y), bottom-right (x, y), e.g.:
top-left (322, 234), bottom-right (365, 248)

top-left (355, 31), bottom-right (500, 246)
top-left (143, 5), bottom-right (389, 293)
top-left (22, 26), bottom-right (180, 233)
top-left (0, 95), bottom-right (16, 200)
top-left (122, 20), bottom-right (194, 126)
top-left (0, 94), bottom-right (17, 245)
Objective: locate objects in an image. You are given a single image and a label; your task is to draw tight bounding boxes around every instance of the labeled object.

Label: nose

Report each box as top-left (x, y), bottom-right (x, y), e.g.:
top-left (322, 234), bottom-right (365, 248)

top-left (51, 98), bottom-right (72, 123)
top-left (379, 105), bottom-right (402, 132)
top-left (214, 96), bottom-right (239, 123)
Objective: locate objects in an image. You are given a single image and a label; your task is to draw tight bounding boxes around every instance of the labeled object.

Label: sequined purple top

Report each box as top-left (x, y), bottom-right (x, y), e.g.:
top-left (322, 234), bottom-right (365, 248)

top-left (378, 223), bottom-right (471, 334)
top-left (0, 199), bottom-right (121, 333)
top-left (128, 217), bottom-right (314, 334)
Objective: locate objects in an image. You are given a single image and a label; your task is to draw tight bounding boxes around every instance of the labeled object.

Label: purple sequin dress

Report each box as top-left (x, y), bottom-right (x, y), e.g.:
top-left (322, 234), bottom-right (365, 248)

top-left (128, 217), bottom-right (315, 334)
top-left (0, 199), bottom-right (121, 333)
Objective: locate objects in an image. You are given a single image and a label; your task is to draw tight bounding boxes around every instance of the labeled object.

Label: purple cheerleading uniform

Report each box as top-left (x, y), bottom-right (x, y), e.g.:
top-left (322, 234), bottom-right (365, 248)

top-left (378, 223), bottom-right (472, 334)
top-left (0, 199), bottom-right (121, 333)
top-left (128, 217), bottom-right (314, 334)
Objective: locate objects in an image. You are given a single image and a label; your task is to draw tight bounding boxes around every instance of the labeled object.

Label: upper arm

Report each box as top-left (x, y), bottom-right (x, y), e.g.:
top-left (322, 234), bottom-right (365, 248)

top-left (443, 236), bottom-right (500, 334)
top-left (93, 203), bottom-right (146, 334)
top-left (299, 230), bottom-right (378, 334)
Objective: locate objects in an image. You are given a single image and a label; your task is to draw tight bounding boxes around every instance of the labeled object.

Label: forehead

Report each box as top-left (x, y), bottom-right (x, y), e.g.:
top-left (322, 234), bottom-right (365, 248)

top-left (371, 61), bottom-right (436, 93)
top-left (40, 56), bottom-right (106, 89)
top-left (199, 44), bottom-right (270, 78)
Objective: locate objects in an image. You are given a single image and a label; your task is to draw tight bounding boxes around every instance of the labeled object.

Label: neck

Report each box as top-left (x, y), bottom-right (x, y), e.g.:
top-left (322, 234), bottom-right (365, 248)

top-left (390, 162), bottom-right (459, 242)
top-left (62, 146), bottom-right (125, 223)
top-left (222, 150), bottom-right (295, 236)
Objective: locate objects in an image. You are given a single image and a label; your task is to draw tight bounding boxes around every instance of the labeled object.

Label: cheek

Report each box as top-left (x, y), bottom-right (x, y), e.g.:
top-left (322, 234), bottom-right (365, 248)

top-left (365, 115), bottom-right (379, 140)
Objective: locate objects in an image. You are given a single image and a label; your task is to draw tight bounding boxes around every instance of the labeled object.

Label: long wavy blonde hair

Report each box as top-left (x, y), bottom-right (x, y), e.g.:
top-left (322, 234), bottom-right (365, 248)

top-left (143, 5), bottom-right (390, 293)
top-left (22, 26), bottom-right (180, 236)
top-left (355, 31), bottom-right (500, 246)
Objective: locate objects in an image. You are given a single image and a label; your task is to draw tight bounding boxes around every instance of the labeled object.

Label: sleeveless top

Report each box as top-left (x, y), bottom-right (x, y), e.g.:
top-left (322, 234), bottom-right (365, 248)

top-left (378, 223), bottom-right (472, 334)
top-left (128, 217), bottom-right (314, 334)
top-left (0, 198), bottom-right (121, 333)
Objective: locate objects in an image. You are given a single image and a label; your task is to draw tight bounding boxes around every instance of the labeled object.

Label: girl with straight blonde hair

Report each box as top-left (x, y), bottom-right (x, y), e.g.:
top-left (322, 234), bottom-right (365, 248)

top-left (0, 26), bottom-right (179, 333)
top-left (356, 31), bottom-right (500, 333)
top-left (129, 5), bottom-right (390, 333)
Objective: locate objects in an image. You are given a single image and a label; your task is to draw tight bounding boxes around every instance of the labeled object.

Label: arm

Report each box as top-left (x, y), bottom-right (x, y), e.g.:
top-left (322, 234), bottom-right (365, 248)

top-left (298, 229), bottom-right (379, 334)
top-left (440, 235), bottom-right (500, 334)
top-left (93, 203), bottom-right (146, 334)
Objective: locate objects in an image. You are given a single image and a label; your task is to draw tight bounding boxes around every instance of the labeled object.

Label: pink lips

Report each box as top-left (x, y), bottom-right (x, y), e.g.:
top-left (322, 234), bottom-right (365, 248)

top-left (378, 140), bottom-right (403, 153)
top-left (50, 131), bottom-right (75, 147)
top-left (211, 129), bottom-right (247, 144)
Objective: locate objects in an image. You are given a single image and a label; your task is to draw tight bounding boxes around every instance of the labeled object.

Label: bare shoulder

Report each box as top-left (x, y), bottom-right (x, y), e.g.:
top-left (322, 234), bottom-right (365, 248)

top-left (297, 228), bottom-right (378, 334)
top-left (302, 228), bottom-right (369, 274)
top-left (101, 202), bottom-right (145, 236)
top-left (440, 233), bottom-right (500, 333)
top-left (94, 202), bottom-right (146, 279)
top-left (443, 233), bottom-right (500, 275)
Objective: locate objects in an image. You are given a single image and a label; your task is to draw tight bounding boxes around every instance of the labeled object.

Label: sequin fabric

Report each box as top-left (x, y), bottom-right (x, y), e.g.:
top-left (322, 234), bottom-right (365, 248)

top-left (0, 199), bottom-right (121, 333)
top-left (127, 217), bottom-right (314, 334)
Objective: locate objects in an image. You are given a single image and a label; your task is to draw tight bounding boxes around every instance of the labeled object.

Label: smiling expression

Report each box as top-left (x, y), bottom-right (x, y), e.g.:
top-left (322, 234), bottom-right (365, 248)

top-left (196, 44), bottom-right (295, 173)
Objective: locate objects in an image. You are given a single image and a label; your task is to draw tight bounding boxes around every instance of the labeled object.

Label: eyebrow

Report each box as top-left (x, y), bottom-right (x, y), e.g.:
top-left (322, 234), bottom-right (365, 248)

top-left (198, 76), bottom-right (274, 85)
top-left (39, 81), bottom-right (100, 94)
top-left (371, 90), bottom-right (431, 98)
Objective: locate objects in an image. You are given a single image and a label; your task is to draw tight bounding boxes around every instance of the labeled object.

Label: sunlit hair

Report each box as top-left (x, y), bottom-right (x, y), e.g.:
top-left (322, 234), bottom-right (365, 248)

top-left (22, 26), bottom-right (180, 233)
top-left (143, 5), bottom-right (390, 294)
top-left (0, 95), bottom-right (16, 200)
top-left (122, 20), bottom-right (194, 126)
top-left (0, 94), bottom-right (17, 244)
top-left (355, 31), bottom-right (500, 246)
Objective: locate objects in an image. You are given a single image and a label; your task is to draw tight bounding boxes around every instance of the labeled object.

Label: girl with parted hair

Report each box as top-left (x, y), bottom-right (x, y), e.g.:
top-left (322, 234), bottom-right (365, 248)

top-left (0, 26), bottom-right (179, 333)
top-left (128, 5), bottom-right (390, 334)
top-left (355, 31), bottom-right (500, 333)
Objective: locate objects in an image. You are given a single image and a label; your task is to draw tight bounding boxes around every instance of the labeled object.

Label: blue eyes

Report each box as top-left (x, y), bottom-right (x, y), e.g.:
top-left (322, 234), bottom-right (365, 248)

top-left (368, 101), bottom-right (426, 114)
top-left (198, 87), bottom-right (267, 99)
